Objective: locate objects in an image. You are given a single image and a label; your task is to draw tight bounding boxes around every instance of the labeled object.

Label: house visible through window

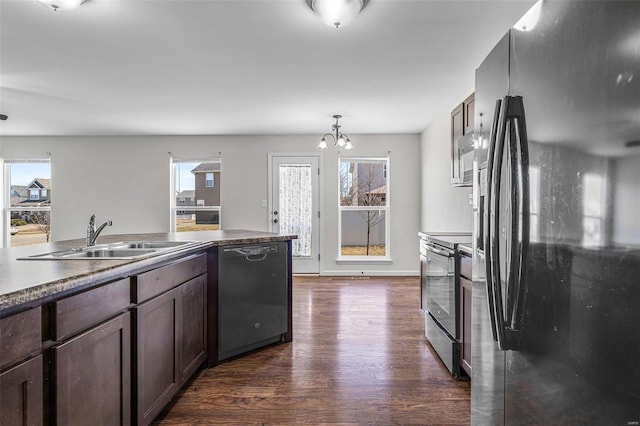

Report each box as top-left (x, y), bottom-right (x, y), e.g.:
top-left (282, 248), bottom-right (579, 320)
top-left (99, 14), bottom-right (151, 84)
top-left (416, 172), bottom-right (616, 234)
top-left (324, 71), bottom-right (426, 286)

top-left (171, 158), bottom-right (221, 232)
top-left (3, 159), bottom-right (52, 247)
top-left (338, 157), bottom-right (390, 259)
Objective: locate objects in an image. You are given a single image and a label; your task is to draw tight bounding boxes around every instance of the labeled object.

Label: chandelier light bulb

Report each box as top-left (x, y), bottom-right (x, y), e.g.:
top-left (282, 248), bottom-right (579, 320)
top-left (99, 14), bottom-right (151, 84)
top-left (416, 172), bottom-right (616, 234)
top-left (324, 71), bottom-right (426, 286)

top-left (337, 135), bottom-right (346, 147)
top-left (318, 139), bottom-right (329, 150)
top-left (344, 140), bottom-right (353, 150)
top-left (38, 0), bottom-right (84, 11)
top-left (307, 0), bottom-right (369, 29)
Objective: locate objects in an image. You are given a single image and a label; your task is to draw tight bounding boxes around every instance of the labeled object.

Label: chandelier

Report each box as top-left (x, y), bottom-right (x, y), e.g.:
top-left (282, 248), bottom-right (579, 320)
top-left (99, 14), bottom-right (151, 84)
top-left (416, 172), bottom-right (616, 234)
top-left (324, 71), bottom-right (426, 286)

top-left (37, 0), bottom-right (85, 11)
top-left (306, 0), bottom-right (370, 29)
top-left (317, 115), bottom-right (353, 150)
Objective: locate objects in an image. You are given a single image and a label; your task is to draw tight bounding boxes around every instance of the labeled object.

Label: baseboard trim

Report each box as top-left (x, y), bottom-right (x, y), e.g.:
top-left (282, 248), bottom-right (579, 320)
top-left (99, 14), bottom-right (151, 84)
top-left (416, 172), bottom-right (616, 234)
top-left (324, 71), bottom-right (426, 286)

top-left (319, 270), bottom-right (419, 277)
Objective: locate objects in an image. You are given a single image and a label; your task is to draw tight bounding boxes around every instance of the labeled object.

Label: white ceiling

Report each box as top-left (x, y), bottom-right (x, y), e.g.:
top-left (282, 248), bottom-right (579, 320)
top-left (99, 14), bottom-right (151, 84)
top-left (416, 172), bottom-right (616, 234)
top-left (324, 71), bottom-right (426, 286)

top-left (0, 0), bottom-right (535, 136)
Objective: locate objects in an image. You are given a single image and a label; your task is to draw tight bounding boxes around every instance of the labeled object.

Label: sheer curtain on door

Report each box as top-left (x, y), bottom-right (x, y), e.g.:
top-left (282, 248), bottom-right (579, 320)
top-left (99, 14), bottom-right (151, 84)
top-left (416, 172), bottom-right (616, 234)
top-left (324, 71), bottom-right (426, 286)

top-left (279, 164), bottom-right (312, 257)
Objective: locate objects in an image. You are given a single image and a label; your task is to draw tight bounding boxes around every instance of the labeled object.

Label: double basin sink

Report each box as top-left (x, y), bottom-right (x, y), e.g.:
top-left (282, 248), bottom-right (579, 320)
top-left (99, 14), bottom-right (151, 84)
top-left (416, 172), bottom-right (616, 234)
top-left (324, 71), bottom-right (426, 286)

top-left (23, 241), bottom-right (196, 260)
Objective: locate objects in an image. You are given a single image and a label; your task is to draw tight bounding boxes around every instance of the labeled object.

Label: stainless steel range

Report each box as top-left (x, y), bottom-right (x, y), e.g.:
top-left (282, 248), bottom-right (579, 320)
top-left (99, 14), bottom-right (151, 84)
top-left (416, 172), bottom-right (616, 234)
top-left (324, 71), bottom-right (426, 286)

top-left (419, 232), bottom-right (472, 378)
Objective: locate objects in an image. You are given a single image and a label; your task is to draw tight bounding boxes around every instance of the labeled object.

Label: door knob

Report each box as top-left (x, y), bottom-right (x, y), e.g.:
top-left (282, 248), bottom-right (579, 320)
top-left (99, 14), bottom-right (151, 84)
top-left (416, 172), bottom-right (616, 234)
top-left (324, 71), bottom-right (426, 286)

top-left (273, 219), bottom-right (279, 224)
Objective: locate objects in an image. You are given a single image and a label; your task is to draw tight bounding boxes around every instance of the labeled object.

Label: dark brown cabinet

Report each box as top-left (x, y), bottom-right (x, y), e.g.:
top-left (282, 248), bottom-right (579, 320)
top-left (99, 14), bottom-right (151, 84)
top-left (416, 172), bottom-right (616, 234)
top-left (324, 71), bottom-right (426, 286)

top-left (54, 312), bottom-right (131, 425)
top-left (0, 355), bottom-right (43, 426)
top-left (459, 253), bottom-right (472, 377)
top-left (0, 306), bottom-right (43, 426)
top-left (134, 253), bottom-right (207, 426)
top-left (451, 92), bottom-right (475, 186)
top-left (135, 288), bottom-right (180, 425)
top-left (179, 274), bottom-right (207, 384)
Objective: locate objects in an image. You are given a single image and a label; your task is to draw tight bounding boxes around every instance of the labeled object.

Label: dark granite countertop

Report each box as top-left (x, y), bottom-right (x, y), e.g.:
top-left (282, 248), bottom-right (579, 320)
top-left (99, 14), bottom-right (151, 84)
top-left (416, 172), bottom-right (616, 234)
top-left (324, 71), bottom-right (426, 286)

top-left (0, 230), bottom-right (296, 315)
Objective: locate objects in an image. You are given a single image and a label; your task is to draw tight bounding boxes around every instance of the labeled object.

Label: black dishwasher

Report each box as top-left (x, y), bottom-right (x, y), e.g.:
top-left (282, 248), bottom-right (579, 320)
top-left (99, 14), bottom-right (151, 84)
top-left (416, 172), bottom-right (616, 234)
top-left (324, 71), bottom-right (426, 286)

top-left (218, 242), bottom-right (288, 361)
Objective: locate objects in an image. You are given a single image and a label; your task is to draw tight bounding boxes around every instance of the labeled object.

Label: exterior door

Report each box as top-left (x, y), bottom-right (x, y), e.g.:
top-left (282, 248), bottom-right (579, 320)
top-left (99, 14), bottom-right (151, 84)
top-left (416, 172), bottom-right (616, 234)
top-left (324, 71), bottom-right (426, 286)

top-left (270, 155), bottom-right (320, 274)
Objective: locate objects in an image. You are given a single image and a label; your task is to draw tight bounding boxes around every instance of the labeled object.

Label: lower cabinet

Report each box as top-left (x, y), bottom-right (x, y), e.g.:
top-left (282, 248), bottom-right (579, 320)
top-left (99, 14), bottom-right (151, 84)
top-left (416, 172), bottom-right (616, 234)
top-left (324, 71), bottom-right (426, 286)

top-left (134, 272), bottom-right (207, 426)
top-left (460, 276), bottom-right (472, 376)
top-left (459, 253), bottom-right (472, 377)
top-left (0, 306), bottom-right (43, 426)
top-left (0, 355), bottom-right (43, 426)
top-left (54, 312), bottom-right (131, 425)
top-left (135, 288), bottom-right (180, 425)
top-left (179, 275), bottom-right (207, 384)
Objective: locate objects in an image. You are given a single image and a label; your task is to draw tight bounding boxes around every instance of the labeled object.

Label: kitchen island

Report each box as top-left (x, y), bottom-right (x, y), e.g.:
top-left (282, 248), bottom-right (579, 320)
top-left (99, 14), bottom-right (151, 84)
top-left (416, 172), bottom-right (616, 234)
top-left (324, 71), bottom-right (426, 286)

top-left (0, 230), bottom-right (295, 425)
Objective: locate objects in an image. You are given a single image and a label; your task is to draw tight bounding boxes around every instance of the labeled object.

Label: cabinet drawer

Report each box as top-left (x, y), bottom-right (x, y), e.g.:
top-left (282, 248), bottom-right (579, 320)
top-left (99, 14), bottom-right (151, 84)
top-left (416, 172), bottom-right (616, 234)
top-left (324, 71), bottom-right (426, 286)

top-left (135, 253), bottom-right (207, 303)
top-left (460, 254), bottom-right (472, 280)
top-left (0, 306), bottom-right (42, 370)
top-left (54, 278), bottom-right (130, 341)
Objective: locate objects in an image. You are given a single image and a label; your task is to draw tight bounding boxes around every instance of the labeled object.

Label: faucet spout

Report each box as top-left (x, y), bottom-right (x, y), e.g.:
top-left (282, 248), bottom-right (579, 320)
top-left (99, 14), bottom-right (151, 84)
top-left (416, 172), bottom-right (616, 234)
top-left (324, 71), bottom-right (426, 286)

top-left (86, 215), bottom-right (113, 246)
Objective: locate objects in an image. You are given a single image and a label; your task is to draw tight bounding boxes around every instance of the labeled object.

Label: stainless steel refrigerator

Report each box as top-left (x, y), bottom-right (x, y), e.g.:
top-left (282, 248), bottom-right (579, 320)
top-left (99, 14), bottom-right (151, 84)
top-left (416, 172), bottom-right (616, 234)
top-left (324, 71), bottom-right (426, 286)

top-left (471, 1), bottom-right (640, 424)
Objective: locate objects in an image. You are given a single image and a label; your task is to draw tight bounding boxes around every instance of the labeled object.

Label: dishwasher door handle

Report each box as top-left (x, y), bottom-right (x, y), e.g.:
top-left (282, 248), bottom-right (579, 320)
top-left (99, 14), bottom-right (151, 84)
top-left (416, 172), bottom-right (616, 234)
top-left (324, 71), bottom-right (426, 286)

top-left (224, 246), bottom-right (274, 261)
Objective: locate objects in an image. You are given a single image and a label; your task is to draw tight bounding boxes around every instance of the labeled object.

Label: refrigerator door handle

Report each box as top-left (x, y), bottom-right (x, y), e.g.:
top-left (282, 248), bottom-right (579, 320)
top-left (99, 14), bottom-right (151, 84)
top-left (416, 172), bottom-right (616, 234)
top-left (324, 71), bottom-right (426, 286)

top-left (489, 96), bottom-right (510, 349)
top-left (504, 95), bottom-right (530, 348)
top-left (485, 98), bottom-right (503, 343)
top-left (490, 96), bottom-right (530, 351)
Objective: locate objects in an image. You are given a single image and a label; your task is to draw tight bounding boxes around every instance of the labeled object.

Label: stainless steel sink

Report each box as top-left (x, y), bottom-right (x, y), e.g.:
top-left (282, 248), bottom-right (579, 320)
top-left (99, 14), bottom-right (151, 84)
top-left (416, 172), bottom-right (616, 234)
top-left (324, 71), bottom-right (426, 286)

top-left (108, 241), bottom-right (190, 250)
top-left (60, 249), bottom-right (158, 258)
top-left (20, 241), bottom-right (196, 260)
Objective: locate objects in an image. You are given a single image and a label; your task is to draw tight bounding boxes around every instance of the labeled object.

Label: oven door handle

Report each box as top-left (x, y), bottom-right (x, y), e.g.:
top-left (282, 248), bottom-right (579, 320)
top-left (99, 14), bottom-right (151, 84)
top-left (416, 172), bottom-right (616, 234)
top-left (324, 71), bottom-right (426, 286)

top-left (425, 245), bottom-right (453, 257)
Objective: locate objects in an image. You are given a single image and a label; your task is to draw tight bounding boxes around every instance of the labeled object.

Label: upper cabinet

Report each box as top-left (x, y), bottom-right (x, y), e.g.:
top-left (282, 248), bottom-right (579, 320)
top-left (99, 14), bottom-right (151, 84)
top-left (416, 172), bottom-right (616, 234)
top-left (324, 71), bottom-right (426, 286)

top-left (451, 93), bottom-right (475, 187)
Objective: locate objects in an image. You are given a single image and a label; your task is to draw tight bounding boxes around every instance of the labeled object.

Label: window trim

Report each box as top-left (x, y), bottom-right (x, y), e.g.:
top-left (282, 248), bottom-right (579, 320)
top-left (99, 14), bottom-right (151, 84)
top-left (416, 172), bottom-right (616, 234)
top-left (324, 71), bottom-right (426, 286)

top-left (169, 157), bottom-right (222, 232)
top-left (337, 156), bottom-right (391, 261)
top-left (3, 159), bottom-right (52, 248)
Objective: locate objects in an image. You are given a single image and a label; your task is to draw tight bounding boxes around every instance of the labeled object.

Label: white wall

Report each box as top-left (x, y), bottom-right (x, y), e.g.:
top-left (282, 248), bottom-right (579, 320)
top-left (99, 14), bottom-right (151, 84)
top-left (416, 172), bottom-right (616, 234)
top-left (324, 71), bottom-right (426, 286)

top-left (420, 101), bottom-right (473, 233)
top-left (1, 134), bottom-right (420, 275)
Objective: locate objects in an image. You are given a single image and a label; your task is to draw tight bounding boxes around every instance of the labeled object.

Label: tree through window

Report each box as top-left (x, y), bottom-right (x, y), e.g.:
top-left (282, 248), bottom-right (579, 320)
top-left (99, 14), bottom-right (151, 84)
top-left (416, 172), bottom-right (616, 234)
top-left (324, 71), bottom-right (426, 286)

top-left (338, 157), bottom-right (389, 258)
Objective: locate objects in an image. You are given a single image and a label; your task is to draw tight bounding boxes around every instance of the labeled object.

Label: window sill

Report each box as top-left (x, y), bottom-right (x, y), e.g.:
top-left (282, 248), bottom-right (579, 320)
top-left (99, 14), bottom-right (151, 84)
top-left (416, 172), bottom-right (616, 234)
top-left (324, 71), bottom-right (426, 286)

top-left (335, 256), bottom-right (392, 264)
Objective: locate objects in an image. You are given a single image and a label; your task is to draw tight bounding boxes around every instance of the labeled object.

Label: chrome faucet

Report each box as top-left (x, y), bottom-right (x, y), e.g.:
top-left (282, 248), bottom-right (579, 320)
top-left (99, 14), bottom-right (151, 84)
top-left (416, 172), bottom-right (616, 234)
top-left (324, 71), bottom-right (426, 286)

top-left (86, 214), bottom-right (113, 246)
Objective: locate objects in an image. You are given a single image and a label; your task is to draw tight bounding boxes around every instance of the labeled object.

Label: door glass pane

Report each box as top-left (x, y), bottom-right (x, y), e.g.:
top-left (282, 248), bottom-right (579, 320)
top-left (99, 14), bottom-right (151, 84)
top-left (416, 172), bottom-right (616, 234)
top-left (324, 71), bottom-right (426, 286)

top-left (279, 164), bottom-right (312, 257)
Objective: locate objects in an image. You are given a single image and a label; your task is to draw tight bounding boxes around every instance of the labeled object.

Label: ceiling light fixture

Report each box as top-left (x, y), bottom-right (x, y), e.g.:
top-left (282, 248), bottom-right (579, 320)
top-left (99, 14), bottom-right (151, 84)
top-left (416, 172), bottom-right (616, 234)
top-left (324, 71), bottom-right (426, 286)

top-left (318, 115), bottom-right (353, 150)
top-left (37, 0), bottom-right (85, 11)
top-left (306, 0), bottom-right (370, 29)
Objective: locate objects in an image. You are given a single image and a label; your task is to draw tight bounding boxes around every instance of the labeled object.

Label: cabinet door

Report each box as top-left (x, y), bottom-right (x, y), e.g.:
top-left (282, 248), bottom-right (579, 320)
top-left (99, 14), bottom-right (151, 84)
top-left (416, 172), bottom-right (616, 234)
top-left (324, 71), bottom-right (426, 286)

top-left (179, 274), bottom-right (207, 384)
top-left (0, 355), bottom-right (43, 426)
top-left (135, 288), bottom-right (179, 426)
top-left (463, 93), bottom-right (475, 135)
top-left (460, 276), bottom-right (472, 376)
top-left (54, 313), bottom-right (131, 426)
top-left (451, 103), bottom-right (464, 184)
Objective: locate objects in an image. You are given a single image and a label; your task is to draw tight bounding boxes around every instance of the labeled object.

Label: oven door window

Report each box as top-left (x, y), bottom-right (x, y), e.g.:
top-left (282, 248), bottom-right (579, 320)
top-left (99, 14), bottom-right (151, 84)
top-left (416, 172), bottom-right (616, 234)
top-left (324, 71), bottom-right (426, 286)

top-left (425, 247), bottom-right (456, 336)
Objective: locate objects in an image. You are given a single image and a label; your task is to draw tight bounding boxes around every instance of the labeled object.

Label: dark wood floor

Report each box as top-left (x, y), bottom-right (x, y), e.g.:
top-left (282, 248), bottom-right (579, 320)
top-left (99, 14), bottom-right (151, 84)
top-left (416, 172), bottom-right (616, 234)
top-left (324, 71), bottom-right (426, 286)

top-left (155, 276), bottom-right (470, 425)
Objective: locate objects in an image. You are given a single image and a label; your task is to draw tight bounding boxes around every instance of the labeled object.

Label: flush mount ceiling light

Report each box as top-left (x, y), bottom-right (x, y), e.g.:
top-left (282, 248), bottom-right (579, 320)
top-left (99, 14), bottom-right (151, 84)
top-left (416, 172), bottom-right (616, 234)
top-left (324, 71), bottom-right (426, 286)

top-left (306, 0), bottom-right (370, 29)
top-left (38, 0), bottom-right (85, 11)
top-left (318, 115), bottom-right (353, 150)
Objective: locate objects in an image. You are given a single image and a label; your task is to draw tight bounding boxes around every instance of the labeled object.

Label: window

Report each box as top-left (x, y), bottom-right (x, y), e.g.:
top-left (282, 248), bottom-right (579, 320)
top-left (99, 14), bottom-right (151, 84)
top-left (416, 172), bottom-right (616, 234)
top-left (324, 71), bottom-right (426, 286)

top-left (171, 158), bottom-right (221, 232)
top-left (338, 157), bottom-right (390, 259)
top-left (582, 173), bottom-right (606, 247)
top-left (3, 159), bottom-right (52, 247)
